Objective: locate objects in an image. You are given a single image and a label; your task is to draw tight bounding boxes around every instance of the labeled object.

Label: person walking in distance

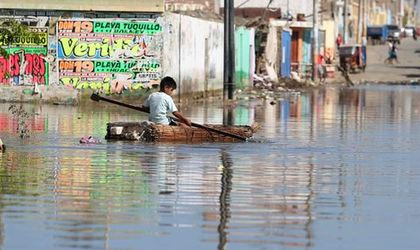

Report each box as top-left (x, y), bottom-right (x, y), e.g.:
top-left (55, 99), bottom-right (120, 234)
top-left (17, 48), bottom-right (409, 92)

top-left (336, 34), bottom-right (343, 48)
top-left (385, 40), bottom-right (399, 64)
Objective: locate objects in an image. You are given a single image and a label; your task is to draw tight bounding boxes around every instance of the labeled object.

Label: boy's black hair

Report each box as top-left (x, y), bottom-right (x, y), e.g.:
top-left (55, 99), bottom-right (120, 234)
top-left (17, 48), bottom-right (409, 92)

top-left (160, 76), bottom-right (177, 91)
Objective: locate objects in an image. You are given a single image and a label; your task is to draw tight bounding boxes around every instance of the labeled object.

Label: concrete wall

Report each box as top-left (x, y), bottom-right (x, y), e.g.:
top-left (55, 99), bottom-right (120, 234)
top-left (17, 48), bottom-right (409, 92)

top-left (161, 13), bottom-right (224, 100)
top-left (323, 20), bottom-right (336, 60)
top-left (265, 25), bottom-right (279, 82)
top-left (0, 11), bottom-right (228, 102)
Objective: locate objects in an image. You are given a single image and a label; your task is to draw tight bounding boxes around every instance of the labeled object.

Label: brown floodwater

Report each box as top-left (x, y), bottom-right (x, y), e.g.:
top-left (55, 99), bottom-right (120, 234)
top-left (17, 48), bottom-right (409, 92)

top-left (1, 85), bottom-right (420, 250)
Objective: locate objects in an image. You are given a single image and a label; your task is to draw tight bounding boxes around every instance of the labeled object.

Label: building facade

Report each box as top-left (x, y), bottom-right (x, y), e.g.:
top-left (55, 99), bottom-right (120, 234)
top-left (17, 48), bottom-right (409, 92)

top-left (0, 0), bottom-right (234, 101)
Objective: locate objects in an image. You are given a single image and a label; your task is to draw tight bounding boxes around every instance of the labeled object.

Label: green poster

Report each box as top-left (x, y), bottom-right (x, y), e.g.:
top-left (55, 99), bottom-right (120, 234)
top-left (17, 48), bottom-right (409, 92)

top-left (93, 21), bottom-right (162, 34)
top-left (94, 61), bottom-right (137, 73)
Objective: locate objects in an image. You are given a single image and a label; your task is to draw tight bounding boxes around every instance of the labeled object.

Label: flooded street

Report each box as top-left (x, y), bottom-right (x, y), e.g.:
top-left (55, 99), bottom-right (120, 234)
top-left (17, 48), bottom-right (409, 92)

top-left (1, 85), bottom-right (420, 250)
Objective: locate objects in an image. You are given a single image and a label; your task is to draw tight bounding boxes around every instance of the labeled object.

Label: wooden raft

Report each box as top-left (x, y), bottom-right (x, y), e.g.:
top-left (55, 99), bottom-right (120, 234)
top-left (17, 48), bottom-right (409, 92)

top-left (105, 121), bottom-right (259, 143)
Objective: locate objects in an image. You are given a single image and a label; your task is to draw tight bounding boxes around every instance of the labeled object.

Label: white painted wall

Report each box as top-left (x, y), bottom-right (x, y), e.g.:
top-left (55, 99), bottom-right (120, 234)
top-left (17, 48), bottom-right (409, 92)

top-left (249, 28), bottom-right (256, 85)
top-left (265, 25), bottom-right (279, 82)
top-left (160, 13), bottom-right (224, 99)
top-left (160, 13), bottom-right (181, 87)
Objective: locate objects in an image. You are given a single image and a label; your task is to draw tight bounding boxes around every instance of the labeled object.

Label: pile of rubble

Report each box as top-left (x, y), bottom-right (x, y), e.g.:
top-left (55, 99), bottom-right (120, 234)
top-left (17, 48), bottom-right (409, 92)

top-left (252, 71), bottom-right (319, 91)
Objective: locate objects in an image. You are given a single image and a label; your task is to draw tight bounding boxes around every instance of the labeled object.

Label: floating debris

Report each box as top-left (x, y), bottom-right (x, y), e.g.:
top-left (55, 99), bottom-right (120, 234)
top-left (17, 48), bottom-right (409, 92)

top-left (79, 136), bottom-right (102, 144)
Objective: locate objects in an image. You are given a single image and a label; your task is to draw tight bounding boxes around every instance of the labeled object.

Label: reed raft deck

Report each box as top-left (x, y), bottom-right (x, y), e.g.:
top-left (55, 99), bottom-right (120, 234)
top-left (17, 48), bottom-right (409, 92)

top-left (106, 122), bottom-right (260, 143)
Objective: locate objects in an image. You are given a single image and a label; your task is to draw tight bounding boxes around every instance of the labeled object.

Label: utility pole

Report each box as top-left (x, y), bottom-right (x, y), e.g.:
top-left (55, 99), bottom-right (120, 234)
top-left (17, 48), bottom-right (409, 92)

top-left (362, 0), bottom-right (367, 44)
top-left (343, 0), bottom-right (348, 44)
top-left (357, 0), bottom-right (362, 43)
top-left (399, 0), bottom-right (404, 26)
top-left (312, 0), bottom-right (319, 81)
top-left (223, 0), bottom-right (235, 100)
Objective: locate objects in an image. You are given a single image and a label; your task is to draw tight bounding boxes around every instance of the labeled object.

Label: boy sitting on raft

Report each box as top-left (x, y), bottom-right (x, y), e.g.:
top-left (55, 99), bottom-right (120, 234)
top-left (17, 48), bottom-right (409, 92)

top-left (142, 76), bottom-right (191, 127)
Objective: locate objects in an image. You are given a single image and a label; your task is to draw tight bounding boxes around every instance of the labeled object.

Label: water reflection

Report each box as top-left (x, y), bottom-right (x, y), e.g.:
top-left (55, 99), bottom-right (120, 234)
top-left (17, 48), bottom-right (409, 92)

top-left (1, 85), bottom-right (420, 249)
top-left (223, 109), bottom-right (234, 126)
top-left (217, 149), bottom-right (233, 250)
top-left (0, 104), bottom-right (46, 134)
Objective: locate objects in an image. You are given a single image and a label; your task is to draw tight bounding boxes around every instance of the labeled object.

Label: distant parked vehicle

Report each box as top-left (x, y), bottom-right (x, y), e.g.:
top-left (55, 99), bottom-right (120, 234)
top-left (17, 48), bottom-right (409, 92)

top-left (400, 27), bottom-right (406, 37)
top-left (339, 44), bottom-right (366, 73)
top-left (404, 26), bottom-right (415, 37)
top-left (386, 25), bottom-right (400, 44)
top-left (367, 26), bottom-right (388, 45)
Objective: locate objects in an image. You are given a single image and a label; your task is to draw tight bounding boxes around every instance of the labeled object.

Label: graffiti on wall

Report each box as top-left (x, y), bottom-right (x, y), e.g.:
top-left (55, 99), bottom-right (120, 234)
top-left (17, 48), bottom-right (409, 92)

top-left (57, 19), bottom-right (162, 93)
top-left (0, 28), bottom-right (49, 85)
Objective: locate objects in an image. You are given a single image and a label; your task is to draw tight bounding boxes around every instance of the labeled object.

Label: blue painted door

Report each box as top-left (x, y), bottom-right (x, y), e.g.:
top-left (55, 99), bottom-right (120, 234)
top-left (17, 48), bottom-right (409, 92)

top-left (302, 29), bottom-right (312, 74)
top-left (281, 30), bottom-right (291, 78)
